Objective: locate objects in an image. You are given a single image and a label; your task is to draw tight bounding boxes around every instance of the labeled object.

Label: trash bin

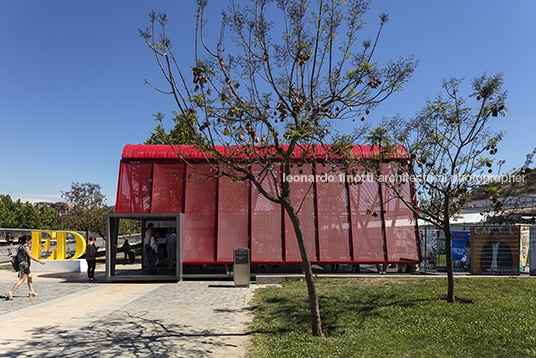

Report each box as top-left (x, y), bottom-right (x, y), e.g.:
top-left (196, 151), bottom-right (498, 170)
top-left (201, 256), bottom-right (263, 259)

top-left (234, 248), bottom-right (250, 287)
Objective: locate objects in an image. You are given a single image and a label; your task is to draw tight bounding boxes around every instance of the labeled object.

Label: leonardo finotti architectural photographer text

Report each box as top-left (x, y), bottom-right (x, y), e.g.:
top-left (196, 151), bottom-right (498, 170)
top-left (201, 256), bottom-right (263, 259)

top-left (283, 173), bottom-right (525, 184)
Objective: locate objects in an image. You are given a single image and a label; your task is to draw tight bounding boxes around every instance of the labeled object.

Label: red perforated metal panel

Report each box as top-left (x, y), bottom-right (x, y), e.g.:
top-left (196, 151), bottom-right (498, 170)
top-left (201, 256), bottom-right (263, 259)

top-left (116, 162), bottom-right (152, 213)
top-left (183, 164), bottom-right (217, 263)
top-left (151, 163), bottom-right (185, 213)
top-left (348, 171), bottom-right (385, 262)
top-left (284, 164), bottom-right (317, 263)
top-left (251, 165), bottom-right (283, 262)
top-left (316, 166), bottom-right (351, 261)
top-left (121, 144), bottom-right (408, 161)
top-left (381, 163), bottom-right (420, 262)
top-left (216, 176), bottom-right (249, 262)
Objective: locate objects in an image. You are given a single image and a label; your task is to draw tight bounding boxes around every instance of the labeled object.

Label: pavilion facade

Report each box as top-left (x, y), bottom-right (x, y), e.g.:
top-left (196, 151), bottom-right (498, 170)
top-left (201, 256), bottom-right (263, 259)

top-left (115, 144), bottom-right (421, 265)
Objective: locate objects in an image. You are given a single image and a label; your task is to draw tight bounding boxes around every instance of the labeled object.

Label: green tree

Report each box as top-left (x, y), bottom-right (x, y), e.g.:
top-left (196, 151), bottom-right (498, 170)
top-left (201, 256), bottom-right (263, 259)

top-left (0, 195), bottom-right (18, 228)
top-left (145, 112), bottom-right (197, 145)
top-left (14, 202), bottom-right (41, 229)
top-left (39, 204), bottom-right (62, 230)
top-left (61, 182), bottom-right (112, 239)
top-left (119, 218), bottom-right (141, 236)
top-left (141, 0), bottom-right (416, 336)
top-left (369, 73), bottom-right (507, 303)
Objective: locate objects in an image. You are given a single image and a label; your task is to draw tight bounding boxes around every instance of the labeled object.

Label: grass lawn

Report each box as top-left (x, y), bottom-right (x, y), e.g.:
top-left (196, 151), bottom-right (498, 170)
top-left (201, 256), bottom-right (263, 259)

top-left (249, 277), bottom-right (536, 358)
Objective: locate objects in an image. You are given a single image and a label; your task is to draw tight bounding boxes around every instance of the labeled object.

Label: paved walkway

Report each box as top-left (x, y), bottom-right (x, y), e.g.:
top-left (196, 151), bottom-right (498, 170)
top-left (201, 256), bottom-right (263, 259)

top-left (0, 267), bottom-right (255, 357)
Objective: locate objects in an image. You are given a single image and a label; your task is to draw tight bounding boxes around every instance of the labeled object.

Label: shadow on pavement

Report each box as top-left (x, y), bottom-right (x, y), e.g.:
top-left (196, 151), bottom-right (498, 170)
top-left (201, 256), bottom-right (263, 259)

top-left (0, 311), bottom-right (249, 357)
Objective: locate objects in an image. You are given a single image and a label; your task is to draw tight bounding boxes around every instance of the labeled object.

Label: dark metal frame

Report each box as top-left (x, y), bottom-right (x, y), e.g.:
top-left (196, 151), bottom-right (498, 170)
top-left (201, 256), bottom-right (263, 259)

top-left (106, 213), bottom-right (184, 282)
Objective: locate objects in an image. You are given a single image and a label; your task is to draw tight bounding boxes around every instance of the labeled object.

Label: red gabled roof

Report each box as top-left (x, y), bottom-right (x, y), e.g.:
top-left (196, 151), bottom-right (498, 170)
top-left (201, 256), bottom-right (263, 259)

top-left (121, 144), bottom-right (409, 161)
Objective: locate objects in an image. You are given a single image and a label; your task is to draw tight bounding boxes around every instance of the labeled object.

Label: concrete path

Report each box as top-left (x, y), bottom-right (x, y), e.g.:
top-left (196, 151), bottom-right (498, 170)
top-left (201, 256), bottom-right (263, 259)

top-left (0, 268), bottom-right (255, 357)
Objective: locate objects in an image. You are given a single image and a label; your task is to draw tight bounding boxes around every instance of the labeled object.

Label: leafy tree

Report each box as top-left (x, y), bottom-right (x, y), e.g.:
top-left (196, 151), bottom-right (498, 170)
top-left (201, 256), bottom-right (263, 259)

top-left (368, 73), bottom-right (507, 302)
top-left (145, 112), bottom-right (198, 145)
top-left (39, 204), bottom-right (62, 230)
top-left (61, 182), bottom-right (112, 239)
top-left (140, 0), bottom-right (416, 336)
top-left (14, 202), bottom-right (41, 229)
top-left (118, 218), bottom-right (142, 236)
top-left (0, 195), bottom-right (64, 230)
top-left (0, 195), bottom-right (17, 228)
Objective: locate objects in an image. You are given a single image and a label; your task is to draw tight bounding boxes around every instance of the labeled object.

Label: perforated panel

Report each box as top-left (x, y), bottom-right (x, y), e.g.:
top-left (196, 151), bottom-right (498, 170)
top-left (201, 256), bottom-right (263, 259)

top-left (381, 163), bottom-right (419, 261)
top-left (284, 164), bottom-right (317, 262)
top-left (348, 168), bottom-right (385, 262)
top-left (217, 176), bottom-right (249, 262)
top-left (316, 166), bottom-right (351, 261)
top-left (251, 165), bottom-right (283, 262)
top-left (183, 164), bottom-right (217, 263)
top-left (116, 162), bottom-right (152, 213)
top-left (151, 163), bottom-right (185, 213)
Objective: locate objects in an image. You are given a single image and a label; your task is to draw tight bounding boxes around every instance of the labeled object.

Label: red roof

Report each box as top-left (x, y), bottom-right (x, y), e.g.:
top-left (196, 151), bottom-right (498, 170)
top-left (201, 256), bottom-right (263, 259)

top-left (121, 144), bottom-right (409, 161)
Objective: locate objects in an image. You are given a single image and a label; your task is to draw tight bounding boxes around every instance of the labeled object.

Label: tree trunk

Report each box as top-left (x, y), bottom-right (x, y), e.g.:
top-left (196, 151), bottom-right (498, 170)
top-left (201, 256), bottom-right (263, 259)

top-left (443, 199), bottom-right (455, 303)
top-left (282, 199), bottom-right (324, 337)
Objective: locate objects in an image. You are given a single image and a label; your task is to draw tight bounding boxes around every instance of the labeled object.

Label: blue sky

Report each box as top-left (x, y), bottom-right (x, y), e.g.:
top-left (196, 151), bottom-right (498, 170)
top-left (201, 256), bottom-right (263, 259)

top-left (1, 0), bottom-right (534, 206)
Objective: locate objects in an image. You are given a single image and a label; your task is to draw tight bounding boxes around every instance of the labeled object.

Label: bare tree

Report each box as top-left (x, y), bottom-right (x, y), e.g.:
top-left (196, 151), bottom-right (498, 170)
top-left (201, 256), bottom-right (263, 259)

top-left (140, 0), bottom-right (416, 335)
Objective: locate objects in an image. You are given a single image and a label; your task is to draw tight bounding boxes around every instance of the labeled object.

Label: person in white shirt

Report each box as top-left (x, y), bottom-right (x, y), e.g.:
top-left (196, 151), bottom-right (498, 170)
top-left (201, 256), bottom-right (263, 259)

top-left (144, 223), bottom-right (154, 245)
top-left (148, 230), bottom-right (161, 273)
top-left (143, 223), bottom-right (154, 267)
top-left (166, 227), bottom-right (177, 269)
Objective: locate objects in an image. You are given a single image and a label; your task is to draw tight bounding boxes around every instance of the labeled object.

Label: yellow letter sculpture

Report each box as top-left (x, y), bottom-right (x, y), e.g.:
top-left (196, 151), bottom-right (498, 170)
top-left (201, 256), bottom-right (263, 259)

top-left (31, 231), bottom-right (87, 260)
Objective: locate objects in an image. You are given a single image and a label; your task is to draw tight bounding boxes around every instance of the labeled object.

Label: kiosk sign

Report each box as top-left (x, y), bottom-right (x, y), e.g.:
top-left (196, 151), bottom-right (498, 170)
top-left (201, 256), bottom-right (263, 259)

top-left (234, 248), bottom-right (250, 265)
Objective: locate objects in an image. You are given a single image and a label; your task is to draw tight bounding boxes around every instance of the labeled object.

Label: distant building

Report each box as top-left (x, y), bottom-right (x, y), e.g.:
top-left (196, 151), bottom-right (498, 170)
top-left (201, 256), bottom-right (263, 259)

top-left (34, 201), bottom-right (71, 216)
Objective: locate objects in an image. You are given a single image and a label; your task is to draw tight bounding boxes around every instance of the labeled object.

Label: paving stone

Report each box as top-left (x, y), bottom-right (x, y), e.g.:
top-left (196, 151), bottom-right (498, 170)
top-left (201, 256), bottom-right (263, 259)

top-left (0, 278), bottom-right (255, 357)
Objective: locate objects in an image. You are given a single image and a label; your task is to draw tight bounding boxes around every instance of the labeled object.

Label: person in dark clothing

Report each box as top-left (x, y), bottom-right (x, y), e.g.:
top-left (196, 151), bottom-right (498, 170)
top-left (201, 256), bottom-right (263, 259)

top-left (121, 239), bottom-right (135, 262)
top-left (86, 237), bottom-right (98, 281)
top-left (5, 235), bottom-right (45, 299)
top-left (480, 229), bottom-right (512, 273)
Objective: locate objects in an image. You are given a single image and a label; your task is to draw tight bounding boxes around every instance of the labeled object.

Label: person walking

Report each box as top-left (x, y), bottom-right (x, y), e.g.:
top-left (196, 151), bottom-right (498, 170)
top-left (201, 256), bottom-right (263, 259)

top-left (86, 236), bottom-right (98, 281)
top-left (5, 235), bottom-right (45, 300)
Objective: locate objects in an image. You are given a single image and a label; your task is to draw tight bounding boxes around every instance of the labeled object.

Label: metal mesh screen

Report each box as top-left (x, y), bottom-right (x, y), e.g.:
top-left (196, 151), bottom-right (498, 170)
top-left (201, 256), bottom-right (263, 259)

top-left (115, 156), bottom-right (421, 264)
top-left (216, 176), bottom-right (249, 262)
top-left (348, 172), bottom-right (385, 262)
top-left (151, 163), bottom-right (184, 213)
top-left (284, 165), bottom-right (317, 263)
top-left (116, 162), bottom-right (152, 213)
top-left (183, 164), bottom-right (217, 263)
top-left (381, 163), bottom-right (419, 261)
top-left (316, 166), bottom-right (351, 261)
top-left (251, 165), bottom-right (283, 262)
